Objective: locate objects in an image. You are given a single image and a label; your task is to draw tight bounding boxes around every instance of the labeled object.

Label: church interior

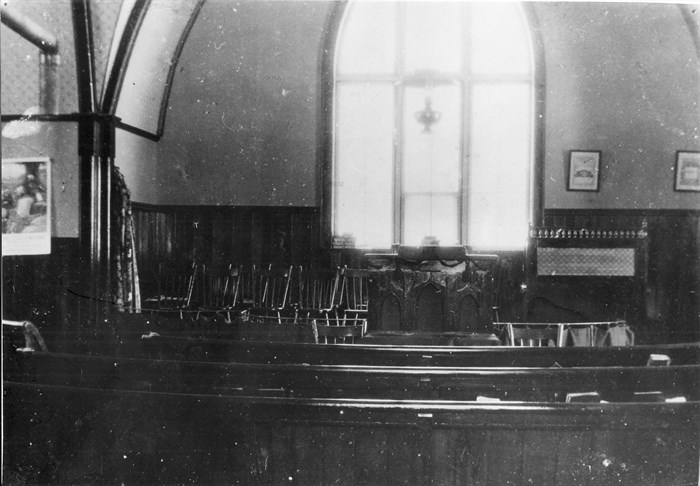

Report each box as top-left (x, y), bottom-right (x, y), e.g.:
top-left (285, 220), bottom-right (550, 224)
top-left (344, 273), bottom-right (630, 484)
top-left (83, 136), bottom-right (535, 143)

top-left (2, 0), bottom-right (699, 484)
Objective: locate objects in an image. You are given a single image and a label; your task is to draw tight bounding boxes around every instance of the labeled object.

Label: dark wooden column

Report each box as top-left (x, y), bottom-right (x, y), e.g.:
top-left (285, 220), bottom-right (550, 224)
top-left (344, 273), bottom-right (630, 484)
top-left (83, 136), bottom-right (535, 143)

top-left (72, 0), bottom-right (115, 338)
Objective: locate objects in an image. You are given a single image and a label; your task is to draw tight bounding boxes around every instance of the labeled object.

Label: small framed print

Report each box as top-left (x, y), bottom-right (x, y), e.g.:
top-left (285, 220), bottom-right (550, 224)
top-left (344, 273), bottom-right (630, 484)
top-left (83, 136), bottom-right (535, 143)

top-left (567, 150), bottom-right (601, 192)
top-left (2, 157), bottom-right (51, 255)
top-left (674, 151), bottom-right (700, 192)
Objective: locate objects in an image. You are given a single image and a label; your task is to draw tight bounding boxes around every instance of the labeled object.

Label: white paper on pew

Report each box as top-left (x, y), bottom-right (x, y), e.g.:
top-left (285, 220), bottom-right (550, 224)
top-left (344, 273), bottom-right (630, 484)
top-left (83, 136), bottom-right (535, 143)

top-left (665, 396), bottom-right (687, 403)
top-left (647, 354), bottom-right (671, 366)
top-left (566, 392), bottom-right (601, 403)
top-left (476, 396), bottom-right (501, 402)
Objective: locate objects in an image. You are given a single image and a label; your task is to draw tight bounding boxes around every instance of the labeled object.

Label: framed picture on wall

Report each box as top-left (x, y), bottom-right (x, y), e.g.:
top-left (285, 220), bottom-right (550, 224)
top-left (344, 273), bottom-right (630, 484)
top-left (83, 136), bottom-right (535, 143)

top-left (567, 150), bottom-right (601, 192)
top-left (674, 151), bottom-right (700, 192)
top-left (2, 157), bottom-right (51, 255)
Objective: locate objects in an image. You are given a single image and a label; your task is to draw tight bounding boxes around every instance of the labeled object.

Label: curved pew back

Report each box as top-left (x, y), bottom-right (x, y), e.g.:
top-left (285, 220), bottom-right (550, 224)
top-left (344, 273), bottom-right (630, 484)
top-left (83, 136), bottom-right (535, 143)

top-left (7, 352), bottom-right (699, 403)
top-left (133, 336), bottom-right (700, 368)
top-left (5, 381), bottom-right (699, 485)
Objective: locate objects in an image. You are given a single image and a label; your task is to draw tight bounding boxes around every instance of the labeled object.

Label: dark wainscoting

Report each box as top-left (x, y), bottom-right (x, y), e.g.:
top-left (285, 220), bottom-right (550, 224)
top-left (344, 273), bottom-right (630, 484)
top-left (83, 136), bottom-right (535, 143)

top-left (2, 238), bottom-right (84, 336)
top-left (132, 203), bottom-right (322, 298)
top-left (132, 203), bottom-right (529, 324)
top-left (130, 204), bottom-right (698, 342)
top-left (132, 203), bottom-right (320, 266)
top-left (532, 209), bottom-right (700, 343)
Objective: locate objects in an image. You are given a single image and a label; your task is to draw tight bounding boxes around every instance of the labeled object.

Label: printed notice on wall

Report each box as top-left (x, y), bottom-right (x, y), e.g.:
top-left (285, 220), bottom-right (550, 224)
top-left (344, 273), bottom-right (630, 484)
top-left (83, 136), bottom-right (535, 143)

top-left (537, 247), bottom-right (635, 277)
top-left (2, 157), bottom-right (51, 256)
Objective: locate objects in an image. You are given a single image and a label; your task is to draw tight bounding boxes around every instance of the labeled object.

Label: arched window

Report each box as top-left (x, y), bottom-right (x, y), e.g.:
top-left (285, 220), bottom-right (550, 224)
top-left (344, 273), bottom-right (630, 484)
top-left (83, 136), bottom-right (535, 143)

top-left (331, 1), bottom-right (534, 250)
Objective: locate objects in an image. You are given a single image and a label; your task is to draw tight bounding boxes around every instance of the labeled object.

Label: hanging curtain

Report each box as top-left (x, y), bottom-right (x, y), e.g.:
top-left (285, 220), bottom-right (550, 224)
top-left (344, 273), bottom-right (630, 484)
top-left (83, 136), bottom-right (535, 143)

top-left (112, 166), bottom-right (141, 312)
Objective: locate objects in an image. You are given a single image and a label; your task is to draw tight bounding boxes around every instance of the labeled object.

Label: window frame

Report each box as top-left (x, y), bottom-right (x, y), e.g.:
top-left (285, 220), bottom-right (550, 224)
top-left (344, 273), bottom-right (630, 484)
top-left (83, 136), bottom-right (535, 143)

top-left (321, 1), bottom-right (546, 252)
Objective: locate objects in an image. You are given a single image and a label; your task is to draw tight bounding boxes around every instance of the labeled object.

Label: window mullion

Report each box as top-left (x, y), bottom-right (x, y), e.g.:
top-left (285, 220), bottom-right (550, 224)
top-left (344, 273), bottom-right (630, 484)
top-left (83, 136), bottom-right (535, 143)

top-left (461, 2), bottom-right (471, 246)
top-left (393, 2), bottom-right (405, 246)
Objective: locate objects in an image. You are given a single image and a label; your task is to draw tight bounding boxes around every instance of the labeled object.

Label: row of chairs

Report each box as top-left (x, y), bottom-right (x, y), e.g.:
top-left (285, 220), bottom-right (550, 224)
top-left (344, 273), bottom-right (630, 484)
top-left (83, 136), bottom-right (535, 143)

top-left (143, 262), bottom-right (370, 342)
top-left (502, 321), bottom-right (634, 347)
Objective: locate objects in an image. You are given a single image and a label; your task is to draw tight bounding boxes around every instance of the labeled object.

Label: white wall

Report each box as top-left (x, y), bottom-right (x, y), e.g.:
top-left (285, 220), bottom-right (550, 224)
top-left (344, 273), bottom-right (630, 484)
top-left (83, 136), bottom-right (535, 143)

top-left (116, 1), bottom-right (700, 211)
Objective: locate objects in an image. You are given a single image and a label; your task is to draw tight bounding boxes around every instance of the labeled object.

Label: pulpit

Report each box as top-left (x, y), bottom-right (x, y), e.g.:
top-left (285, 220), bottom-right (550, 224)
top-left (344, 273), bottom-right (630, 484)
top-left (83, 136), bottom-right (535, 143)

top-left (364, 246), bottom-right (500, 334)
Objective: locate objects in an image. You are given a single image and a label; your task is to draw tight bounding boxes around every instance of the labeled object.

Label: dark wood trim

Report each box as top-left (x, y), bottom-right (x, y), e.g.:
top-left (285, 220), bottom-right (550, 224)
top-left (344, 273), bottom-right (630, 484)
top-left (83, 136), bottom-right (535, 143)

top-left (523, 3), bottom-right (547, 228)
top-left (131, 202), bottom-right (320, 214)
top-left (0, 113), bottom-right (121, 122)
top-left (71, 0), bottom-right (97, 114)
top-left (115, 119), bottom-right (161, 141)
top-left (319, 1), bottom-right (349, 249)
top-left (101, 0), bottom-right (152, 115)
top-left (545, 208), bottom-right (700, 218)
top-left (155, 0), bottom-right (206, 139)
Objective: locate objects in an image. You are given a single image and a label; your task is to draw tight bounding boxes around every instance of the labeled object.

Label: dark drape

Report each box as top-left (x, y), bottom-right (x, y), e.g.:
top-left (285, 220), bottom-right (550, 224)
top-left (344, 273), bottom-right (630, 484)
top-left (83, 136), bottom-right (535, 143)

top-left (111, 166), bottom-right (141, 312)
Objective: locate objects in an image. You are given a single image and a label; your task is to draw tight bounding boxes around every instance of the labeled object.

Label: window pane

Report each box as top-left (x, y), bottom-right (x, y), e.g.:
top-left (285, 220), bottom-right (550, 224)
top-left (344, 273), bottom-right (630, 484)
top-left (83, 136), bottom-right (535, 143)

top-left (468, 83), bottom-right (531, 249)
top-left (470, 3), bottom-right (531, 75)
top-left (403, 84), bottom-right (461, 194)
top-left (334, 83), bottom-right (394, 248)
top-left (404, 194), bottom-right (459, 246)
top-left (337, 1), bottom-right (395, 76)
top-left (403, 2), bottom-right (462, 73)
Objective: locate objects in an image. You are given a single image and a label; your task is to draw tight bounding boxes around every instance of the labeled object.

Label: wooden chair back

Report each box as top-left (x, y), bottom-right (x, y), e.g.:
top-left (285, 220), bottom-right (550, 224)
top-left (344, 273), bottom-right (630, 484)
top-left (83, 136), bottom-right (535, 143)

top-left (296, 267), bottom-right (340, 318)
top-left (250, 265), bottom-right (294, 320)
top-left (506, 323), bottom-right (562, 347)
top-left (228, 264), bottom-right (256, 309)
top-left (197, 263), bottom-right (235, 311)
top-left (312, 319), bottom-right (365, 344)
top-left (150, 260), bottom-right (200, 312)
top-left (339, 267), bottom-right (370, 316)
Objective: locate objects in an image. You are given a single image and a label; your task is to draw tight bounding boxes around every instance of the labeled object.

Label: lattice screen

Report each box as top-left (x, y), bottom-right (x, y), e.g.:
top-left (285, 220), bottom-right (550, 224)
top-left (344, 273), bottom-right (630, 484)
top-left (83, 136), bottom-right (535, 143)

top-left (537, 247), bottom-right (636, 277)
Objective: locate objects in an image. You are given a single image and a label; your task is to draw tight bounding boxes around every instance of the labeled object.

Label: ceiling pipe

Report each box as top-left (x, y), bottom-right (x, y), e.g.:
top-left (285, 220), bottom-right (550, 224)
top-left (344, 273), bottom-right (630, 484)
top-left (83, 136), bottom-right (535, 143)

top-left (0, 5), bottom-right (59, 55)
top-left (1, 5), bottom-right (60, 115)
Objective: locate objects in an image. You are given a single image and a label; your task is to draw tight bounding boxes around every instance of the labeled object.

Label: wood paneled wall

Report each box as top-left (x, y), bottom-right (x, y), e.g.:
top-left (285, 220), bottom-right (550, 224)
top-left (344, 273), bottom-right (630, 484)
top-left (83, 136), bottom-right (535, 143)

top-left (533, 209), bottom-right (699, 343)
top-left (130, 204), bottom-right (698, 342)
top-left (132, 204), bottom-right (320, 266)
top-left (131, 204), bottom-right (321, 296)
top-left (2, 238), bottom-right (83, 333)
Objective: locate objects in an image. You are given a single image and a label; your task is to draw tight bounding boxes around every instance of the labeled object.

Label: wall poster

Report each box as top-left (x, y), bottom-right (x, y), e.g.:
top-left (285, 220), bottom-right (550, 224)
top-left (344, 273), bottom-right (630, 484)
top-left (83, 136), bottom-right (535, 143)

top-left (2, 157), bottom-right (51, 255)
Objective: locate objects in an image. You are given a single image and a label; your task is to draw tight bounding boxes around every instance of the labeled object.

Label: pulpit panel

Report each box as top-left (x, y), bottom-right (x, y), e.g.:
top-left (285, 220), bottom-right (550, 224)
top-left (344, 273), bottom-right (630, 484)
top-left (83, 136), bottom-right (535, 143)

top-left (365, 249), bottom-right (500, 333)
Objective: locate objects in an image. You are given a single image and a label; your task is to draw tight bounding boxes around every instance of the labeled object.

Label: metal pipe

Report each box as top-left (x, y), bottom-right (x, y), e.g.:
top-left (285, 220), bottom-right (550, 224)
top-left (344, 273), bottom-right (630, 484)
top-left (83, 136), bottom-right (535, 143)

top-left (0, 6), bottom-right (59, 55)
top-left (39, 52), bottom-right (61, 114)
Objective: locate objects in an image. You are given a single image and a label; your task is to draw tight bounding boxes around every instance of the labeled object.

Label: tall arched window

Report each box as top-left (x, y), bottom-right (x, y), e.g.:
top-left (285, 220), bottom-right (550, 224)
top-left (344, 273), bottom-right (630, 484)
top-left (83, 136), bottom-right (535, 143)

top-left (332, 1), bottom-right (534, 250)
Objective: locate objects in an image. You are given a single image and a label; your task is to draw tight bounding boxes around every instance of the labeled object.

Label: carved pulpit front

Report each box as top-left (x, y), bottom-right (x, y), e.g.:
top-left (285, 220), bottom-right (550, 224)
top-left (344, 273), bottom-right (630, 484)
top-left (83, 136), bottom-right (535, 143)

top-left (364, 246), bottom-right (500, 334)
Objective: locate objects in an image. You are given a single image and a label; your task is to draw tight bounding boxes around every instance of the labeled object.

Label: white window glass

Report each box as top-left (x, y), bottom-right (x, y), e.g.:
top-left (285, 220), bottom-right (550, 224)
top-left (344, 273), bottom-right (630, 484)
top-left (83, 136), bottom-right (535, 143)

top-left (402, 84), bottom-right (461, 245)
top-left (337, 1), bottom-right (395, 76)
top-left (403, 2), bottom-right (462, 73)
top-left (333, 1), bottom-right (533, 250)
top-left (470, 3), bottom-right (531, 75)
top-left (468, 83), bottom-right (531, 249)
top-left (404, 194), bottom-right (459, 246)
top-left (334, 83), bottom-right (394, 248)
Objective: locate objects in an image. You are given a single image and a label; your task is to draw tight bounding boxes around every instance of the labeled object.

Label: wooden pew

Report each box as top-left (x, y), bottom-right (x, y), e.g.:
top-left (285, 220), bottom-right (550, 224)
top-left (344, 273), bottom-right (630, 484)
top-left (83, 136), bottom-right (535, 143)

top-left (4, 380), bottom-right (698, 485)
top-left (5, 320), bottom-right (697, 368)
top-left (7, 351), bottom-right (698, 402)
top-left (135, 335), bottom-right (700, 367)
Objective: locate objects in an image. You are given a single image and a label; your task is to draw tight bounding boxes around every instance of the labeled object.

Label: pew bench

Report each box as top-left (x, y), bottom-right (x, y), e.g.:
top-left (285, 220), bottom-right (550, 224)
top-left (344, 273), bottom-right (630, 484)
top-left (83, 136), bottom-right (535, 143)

top-left (7, 351), bottom-right (698, 403)
top-left (135, 335), bottom-right (700, 367)
top-left (4, 380), bottom-right (698, 485)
